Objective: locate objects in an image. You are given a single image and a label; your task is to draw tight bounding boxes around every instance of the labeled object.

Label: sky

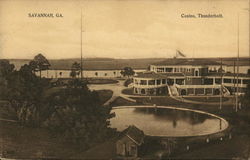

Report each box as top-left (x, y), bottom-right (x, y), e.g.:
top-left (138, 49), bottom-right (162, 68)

top-left (0, 0), bottom-right (249, 59)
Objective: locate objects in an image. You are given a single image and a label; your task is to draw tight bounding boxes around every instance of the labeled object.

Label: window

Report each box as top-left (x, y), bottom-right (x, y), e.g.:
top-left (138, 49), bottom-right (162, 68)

top-left (165, 68), bottom-right (173, 72)
top-left (140, 80), bottom-right (147, 85)
top-left (243, 79), bottom-right (250, 84)
top-left (167, 79), bottom-right (174, 85)
top-left (215, 78), bottom-right (222, 84)
top-left (176, 79), bottom-right (184, 85)
top-left (157, 79), bottom-right (161, 85)
top-left (148, 80), bottom-right (155, 85)
top-left (195, 70), bottom-right (199, 76)
top-left (233, 79), bottom-right (242, 84)
top-left (223, 78), bottom-right (232, 83)
top-left (162, 79), bottom-right (166, 84)
top-left (204, 78), bottom-right (213, 85)
top-left (157, 68), bottom-right (164, 73)
top-left (141, 89), bottom-right (146, 94)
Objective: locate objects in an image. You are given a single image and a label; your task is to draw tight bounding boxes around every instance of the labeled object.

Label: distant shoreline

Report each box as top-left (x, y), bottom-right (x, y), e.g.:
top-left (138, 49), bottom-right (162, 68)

top-left (2, 57), bottom-right (250, 70)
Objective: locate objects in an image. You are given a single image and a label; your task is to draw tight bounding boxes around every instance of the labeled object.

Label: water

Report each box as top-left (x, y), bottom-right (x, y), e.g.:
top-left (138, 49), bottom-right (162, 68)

top-left (110, 106), bottom-right (228, 137)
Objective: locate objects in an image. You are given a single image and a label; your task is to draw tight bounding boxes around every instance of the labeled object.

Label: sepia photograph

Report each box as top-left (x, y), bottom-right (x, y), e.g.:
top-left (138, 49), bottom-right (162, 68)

top-left (0, 0), bottom-right (249, 159)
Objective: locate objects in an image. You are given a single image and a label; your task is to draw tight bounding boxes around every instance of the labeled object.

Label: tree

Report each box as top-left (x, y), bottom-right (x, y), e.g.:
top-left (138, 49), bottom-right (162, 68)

top-left (29, 53), bottom-right (50, 78)
top-left (0, 60), bottom-right (15, 99)
top-left (0, 60), bottom-right (15, 77)
top-left (240, 83), bottom-right (250, 109)
top-left (43, 79), bottom-right (116, 149)
top-left (70, 62), bottom-right (81, 78)
top-left (5, 63), bottom-right (49, 126)
top-left (59, 72), bottom-right (62, 78)
top-left (120, 67), bottom-right (135, 78)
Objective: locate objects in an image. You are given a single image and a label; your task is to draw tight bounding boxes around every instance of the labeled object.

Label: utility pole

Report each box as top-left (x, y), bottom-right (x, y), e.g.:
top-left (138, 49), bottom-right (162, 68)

top-left (80, 9), bottom-right (83, 80)
top-left (219, 58), bottom-right (223, 110)
top-left (235, 13), bottom-right (240, 112)
top-left (233, 59), bottom-right (236, 111)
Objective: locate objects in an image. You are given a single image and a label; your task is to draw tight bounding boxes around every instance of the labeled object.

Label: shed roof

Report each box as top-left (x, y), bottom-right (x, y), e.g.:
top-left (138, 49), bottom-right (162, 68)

top-left (119, 125), bottom-right (145, 145)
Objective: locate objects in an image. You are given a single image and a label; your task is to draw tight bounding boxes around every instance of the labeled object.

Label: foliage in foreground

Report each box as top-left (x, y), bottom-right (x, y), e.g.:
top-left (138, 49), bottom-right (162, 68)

top-left (43, 79), bottom-right (115, 149)
top-left (0, 57), bottom-right (116, 150)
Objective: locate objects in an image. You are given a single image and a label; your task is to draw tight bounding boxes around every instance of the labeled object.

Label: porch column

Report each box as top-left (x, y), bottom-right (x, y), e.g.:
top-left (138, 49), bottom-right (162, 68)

top-left (155, 79), bottom-right (157, 86)
top-left (174, 78), bottom-right (176, 84)
top-left (213, 77), bottom-right (215, 85)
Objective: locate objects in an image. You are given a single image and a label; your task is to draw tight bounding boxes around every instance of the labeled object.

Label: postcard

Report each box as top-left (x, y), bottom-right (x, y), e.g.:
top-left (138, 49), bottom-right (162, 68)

top-left (0, 0), bottom-right (249, 159)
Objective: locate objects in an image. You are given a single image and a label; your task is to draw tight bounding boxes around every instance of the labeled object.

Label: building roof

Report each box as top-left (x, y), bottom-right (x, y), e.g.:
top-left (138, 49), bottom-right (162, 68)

top-left (152, 58), bottom-right (222, 66)
top-left (135, 71), bottom-right (184, 78)
top-left (119, 125), bottom-right (145, 145)
top-left (135, 72), bottom-right (168, 78)
top-left (207, 72), bottom-right (250, 78)
top-left (161, 72), bottom-right (185, 77)
top-left (220, 59), bottom-right (250, 66)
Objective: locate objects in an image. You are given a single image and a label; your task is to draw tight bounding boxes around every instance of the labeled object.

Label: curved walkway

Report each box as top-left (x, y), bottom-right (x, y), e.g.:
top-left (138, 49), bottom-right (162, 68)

top-left (88, 80), bottom-right (136, 105)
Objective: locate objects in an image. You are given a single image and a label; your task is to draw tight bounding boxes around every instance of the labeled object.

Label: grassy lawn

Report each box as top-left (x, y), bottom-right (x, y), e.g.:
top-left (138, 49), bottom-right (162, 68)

top-left (96, 89), bottom-right (113, 104)
top-left (171, 135), bottom-right (250, 159)
top-left (86, 78), bottom-right (118, 84)
top-left (110, 96), bottom-right (137, 107)
top-left (44, 87), bottom-right (113, 105)
top-left (56, 78), bottom-right (118, 85)
top-left (0, 120), bottom-right (85, 159)
top-left (121, 88), bottom-right (134, 95)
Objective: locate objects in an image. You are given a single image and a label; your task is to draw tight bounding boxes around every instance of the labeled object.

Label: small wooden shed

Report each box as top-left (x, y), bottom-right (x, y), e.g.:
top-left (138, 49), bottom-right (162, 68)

top-left (116, 125), bottom-right (145, 157)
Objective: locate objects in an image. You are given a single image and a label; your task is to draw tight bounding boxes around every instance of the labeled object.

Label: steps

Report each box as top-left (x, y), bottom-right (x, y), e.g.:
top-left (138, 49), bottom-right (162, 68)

top-left (168, 85), bottom-right (179, 96)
